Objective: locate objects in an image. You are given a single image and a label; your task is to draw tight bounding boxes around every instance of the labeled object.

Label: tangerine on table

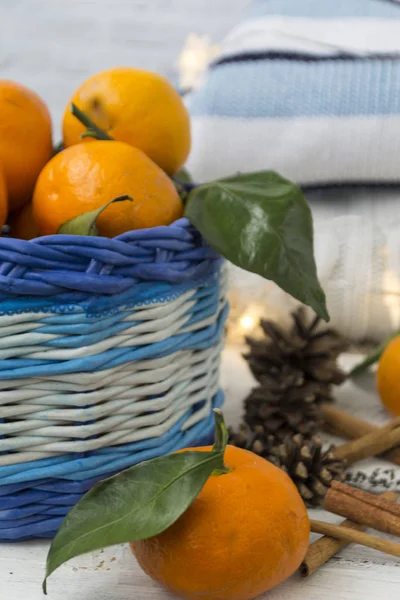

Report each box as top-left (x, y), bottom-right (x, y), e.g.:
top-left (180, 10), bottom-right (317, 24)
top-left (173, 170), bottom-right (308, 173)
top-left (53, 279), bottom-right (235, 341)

top-left (130, 445), bottom-right (310, 600)
top-left (377, 335), bottom-right (400, 416)
top-left (0, 80), bottom-right (52, 211)
top-left (62, 67), bottom-right (191, 175)
top-left (32, 140), bottom-right (183, 238)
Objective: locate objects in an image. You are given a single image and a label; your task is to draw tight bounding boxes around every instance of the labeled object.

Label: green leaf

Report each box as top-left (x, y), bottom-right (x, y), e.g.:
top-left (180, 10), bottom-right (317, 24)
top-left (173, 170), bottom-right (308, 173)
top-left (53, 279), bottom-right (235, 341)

top-left (173, 168), bottom-right (194, 203)
top-left (350, 330), bottom-right (400, 377)
top-left (185, 170), bottom-right (328, 320)
top-left (57, 195), bottom-right (132, 236)
top-left (43, 409), bottom-right (229, 594)
top-left (175, 167), bottom-right (192, 184)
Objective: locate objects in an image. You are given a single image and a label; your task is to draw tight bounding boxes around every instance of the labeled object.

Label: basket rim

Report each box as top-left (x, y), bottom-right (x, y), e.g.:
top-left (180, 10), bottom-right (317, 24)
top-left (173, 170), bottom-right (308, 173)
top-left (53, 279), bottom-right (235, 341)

top-left (0, 217), bottom-right (222, 299)
top-left (2, 216), bottom-right (194, 247)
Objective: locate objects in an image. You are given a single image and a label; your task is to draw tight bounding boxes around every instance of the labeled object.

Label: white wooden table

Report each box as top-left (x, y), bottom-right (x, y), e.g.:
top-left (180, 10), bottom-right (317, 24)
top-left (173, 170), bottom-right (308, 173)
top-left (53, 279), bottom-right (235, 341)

top-left (2, 349), bottom-right (400, 600)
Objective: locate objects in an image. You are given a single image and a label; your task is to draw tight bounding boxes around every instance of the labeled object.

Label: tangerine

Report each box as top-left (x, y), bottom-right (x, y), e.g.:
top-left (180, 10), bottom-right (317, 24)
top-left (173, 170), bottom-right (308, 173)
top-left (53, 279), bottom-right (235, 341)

top-left (130, 445), bottom-right (310, 600)
top-left (62, 67), bottom-right (191, 175)
top-left (377, 335), bottom-right (400, 416)
top-left (33, 140), bottom-right (183, 237)
top-left (0, 81), bottom-right (52, 211)
top-left (0, 165), bottom-right (8, 229)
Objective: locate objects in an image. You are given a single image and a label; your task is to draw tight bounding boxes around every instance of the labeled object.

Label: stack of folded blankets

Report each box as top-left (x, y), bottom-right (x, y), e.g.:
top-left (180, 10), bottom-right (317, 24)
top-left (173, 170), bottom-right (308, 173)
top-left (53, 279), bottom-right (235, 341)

top-left (185, 0), bottom-right (400, 341)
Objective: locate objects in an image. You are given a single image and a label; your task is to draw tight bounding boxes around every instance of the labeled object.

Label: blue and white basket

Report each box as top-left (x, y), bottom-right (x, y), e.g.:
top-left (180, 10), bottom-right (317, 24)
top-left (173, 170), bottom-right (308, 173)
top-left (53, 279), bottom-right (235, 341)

top-left (0, 218), bottom-right (228, 541)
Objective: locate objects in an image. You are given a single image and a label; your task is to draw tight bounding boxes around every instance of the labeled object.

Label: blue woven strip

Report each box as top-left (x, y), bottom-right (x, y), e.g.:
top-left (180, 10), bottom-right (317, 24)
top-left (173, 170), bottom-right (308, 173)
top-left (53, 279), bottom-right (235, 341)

top-left (34, 282), bottom-right (217, 335)
top-left (0, 260), bottom-right (220, 316)
top-left (0, 219), bottom-right (220, 300)
top-left (0, 302), bottom-right (228, 379)
top-left (0, 517), bottom-right (65, 540)
top-left (0, 505), bottom-right (70, 523)
top-left (0, 480), bottom-right (51, 496)
top-left (0, 490), bottom-right (52, 510)
top-left (39, 283), bottom-right (221, 348)
top-left (0, 513), bottom-right (67, 531)
top-left (0, 503), bottom-right (51, 520)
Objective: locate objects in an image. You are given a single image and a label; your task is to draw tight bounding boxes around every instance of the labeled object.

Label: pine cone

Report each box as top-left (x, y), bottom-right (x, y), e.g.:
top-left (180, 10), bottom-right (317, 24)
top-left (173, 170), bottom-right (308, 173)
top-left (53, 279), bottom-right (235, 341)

top-left (230, 427), bottom-right (345, 506)
top-left (243, 308), bottom-right (347, 439)
top-left (229, 423), bottom-right (276, 456)
top-left (244, 382), bottom-right (324, 440)
top-left (268, 434), bottom-right (346, 506)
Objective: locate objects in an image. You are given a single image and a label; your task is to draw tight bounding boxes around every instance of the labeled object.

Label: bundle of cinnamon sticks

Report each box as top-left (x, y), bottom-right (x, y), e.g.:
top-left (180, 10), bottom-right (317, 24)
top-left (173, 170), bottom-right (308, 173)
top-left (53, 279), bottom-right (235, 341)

top-left (300, 406), bottom-right (400, 577)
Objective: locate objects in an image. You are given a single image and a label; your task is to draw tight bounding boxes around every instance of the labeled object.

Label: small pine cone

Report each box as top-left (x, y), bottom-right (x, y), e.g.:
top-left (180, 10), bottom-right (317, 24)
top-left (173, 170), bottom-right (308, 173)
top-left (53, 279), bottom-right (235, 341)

top-left (229, 423), bottom-right (275, 456)
top-left (267, 434), bottom-right (346, 506)
top-left (229, 427), bottom-right (346, 506)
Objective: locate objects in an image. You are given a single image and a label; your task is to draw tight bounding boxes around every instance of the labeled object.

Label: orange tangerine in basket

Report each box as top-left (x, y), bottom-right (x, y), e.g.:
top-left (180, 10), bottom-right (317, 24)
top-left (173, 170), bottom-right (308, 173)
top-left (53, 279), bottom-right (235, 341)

top-left (0, 80), bottom-right (52, 211)
top-left (62, 67), bottom-right (191, 175)
top-left (0, 165), bottom-right (7, 229)
top-left (32, 140), bottom-right (183, 237)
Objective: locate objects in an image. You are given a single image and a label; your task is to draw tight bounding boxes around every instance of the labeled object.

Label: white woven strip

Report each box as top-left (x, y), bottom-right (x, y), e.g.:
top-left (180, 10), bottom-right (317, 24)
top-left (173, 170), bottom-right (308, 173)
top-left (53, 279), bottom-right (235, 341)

top-left (0, 354), bottom-right (178, 391)
top-left (0, 367), bottom-right (219, 442)
top-left (0, 321), bottom-right (42, 339)
top-left (0, 343), bottom-right (222, 424)
top-left (0, 364), bottom-right (220, 461)
top-left (0, 351), bottom-right (210, 406)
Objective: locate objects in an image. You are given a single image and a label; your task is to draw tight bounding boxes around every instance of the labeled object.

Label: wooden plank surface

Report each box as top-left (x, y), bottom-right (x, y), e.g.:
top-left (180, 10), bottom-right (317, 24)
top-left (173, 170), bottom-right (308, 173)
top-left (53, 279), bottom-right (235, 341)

top-left (1, 348), bottom-right (400, 599)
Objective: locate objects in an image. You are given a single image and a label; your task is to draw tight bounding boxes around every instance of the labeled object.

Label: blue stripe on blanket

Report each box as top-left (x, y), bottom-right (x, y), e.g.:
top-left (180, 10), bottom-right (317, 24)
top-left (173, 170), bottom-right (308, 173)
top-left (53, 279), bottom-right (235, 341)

top-left (248, 0), bottom-right (400, 19)
top-left (213, 51), bottom-right (400, 66)
top-left (187, 59), bottom-right (400, 118)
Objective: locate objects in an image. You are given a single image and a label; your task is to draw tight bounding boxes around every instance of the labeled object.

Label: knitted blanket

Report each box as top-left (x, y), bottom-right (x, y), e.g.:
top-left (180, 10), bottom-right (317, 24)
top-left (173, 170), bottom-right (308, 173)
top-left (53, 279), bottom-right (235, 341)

top-left (186, 0), bottom-right (400, 341)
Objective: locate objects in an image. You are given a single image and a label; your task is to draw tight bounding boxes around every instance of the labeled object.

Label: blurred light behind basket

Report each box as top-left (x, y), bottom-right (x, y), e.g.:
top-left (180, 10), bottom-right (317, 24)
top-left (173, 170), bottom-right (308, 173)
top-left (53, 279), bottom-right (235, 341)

top-left (0, 218), bottom-right (228, 541)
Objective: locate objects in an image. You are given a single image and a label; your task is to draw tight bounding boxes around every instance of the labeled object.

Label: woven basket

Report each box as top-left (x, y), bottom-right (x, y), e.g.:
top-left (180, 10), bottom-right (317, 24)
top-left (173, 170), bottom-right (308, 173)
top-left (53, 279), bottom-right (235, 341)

top-left (0, 217), bottom-right (228, 541)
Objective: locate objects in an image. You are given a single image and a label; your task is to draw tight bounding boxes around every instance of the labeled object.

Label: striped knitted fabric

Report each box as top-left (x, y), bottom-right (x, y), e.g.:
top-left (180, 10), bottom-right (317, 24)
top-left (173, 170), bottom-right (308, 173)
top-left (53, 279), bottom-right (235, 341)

top-left (186, 0), bottom-right (400, 341)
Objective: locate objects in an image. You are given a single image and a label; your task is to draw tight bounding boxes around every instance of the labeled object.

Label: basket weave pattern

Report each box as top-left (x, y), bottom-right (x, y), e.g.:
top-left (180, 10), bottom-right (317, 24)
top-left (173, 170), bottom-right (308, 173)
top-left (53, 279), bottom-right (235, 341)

top-left (0, 218), bottom-right (228, 540)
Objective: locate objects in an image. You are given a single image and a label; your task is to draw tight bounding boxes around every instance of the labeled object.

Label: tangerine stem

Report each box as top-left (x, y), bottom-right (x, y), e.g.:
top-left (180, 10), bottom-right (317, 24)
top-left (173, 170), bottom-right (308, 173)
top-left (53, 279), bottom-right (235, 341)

top-left (350, 329), bottom-right (400, 377)
top-left (212, 409), bottom-right (231, 475)
top-left (70, 103), bottom-right (114, 141)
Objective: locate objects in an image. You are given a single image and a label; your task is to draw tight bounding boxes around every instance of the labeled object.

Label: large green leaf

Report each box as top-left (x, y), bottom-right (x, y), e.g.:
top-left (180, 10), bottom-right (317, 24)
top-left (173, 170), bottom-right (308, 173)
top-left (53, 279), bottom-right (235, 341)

top-left (43, 449), bottom-right (223, 593)
top-left (185, 171), bottom-right (328, 320)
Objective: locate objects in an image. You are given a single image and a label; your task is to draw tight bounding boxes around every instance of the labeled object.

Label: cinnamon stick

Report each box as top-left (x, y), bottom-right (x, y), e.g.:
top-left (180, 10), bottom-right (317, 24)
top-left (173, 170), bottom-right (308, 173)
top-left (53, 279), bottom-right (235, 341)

top-left (324, 481), bottom-right (400, 537)
top-left (332, 416), bottom-right (400, 464)
top-left (300, 491), bottom-right (397, 577)
top-left (322, 404), bottom-right (400, 466)
top-left (309, 519), bottom-right (400, 558)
